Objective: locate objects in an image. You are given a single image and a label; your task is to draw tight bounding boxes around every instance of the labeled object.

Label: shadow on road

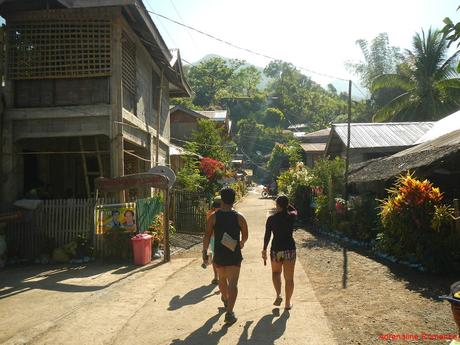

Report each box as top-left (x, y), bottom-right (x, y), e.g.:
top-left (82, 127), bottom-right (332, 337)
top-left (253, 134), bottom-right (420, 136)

top-left (342, 247), bottom-right (348, 289)
top-left (300, 227), bottom-right (456, 300)
top-left (0, 261), bottom-right (164, 299)
top-left (237, 309), bottom-right (290, 344)
top-left (169, 309), bottom-right (228, 345)
top-left (168, 284), bottom-right (218, 311)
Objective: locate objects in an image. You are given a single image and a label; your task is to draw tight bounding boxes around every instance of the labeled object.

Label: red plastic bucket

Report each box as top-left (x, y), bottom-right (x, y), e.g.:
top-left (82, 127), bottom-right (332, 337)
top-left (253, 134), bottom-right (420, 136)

top-left (131, 234), bottom-right (153, 265)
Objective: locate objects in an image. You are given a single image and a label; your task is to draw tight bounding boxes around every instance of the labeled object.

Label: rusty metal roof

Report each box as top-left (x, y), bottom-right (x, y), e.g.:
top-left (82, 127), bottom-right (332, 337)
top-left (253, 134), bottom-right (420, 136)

top-left (332, 122), bottom-right (434, 149)
top-left (300, 143), bottom-right (327, 153)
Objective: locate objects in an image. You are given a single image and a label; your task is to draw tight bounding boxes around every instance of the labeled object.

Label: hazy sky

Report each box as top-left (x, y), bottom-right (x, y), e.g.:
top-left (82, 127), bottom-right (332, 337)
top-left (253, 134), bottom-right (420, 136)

top-left (145, 0), bottom-right (460, 89)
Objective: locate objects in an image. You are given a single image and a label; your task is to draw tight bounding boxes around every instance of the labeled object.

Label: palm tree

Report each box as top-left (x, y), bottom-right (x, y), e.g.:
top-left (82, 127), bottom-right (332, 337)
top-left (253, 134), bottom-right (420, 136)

top-left (372, 28), bottom-right (460, 122)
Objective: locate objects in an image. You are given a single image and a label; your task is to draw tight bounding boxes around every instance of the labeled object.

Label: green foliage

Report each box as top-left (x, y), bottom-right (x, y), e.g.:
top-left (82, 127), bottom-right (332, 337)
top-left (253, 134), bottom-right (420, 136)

top-left (277, 162), bottom-right (313, 218)
top-left (170, 97), bottom-right (204, 111)
top-left (185, 119), bottom-right (235, 164)
top-left (443, 6), bottom-right (460, 72)
top-left (308, 158), bottom-right (345, 228)
top-left (228, 180), bottom-right (248, 201)
top-left (227, 65), bottom-right (262, 97)
top-left (265, 61), bottom-right (322, 124)
top-left (346, 33), bottom-right (405, 110)
top-left (310, 157), bottom-right (345, 197)
top-left (377, 172), bottom-right (459, 272)
top-left (177, 157), bottom-right (207, 192)
top-left (266, 141), bottom-right (302, 178)
top-left (277, 162), bottom-right (312, 199)
top-left (235, 119), bottom-right (293, 179)
top-left (263, 60), bottom-right (362, 129)
top-left (372, 28), bottom-right (460, 122)
top-left (263, 107), bottom-right (284, 128)
top-left (345, 195), bottom-right (380, 241)
top-left (187, 57), bottom-right (244, 107)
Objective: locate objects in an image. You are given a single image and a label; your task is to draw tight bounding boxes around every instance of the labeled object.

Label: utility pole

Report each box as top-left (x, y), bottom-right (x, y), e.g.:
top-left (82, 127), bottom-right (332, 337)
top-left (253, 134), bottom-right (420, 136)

top-left (156, 68), bottom-right (164, 166)
top-left (344, 80), bottom-right (352, 202)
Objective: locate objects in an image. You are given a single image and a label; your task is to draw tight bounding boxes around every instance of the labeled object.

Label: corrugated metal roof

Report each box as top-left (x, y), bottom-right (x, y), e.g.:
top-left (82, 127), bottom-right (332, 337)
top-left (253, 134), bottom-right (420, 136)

top-left (348, 129), bottom-right (460, 183)
top-left (300, 143), bottom-right (327, 153)
top-left (333, 122), bottom-right (434, 149)
top-left (303, 128), bottom-right (331, 138)
top-left (196, 110), bottom-right (227, 121)
top-left (415, 110), bottom-right (460, 144)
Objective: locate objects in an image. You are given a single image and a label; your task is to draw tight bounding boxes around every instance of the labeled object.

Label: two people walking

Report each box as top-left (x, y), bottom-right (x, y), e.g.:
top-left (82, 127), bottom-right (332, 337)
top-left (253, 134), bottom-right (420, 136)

top-left (203, 188), bottom-right (297, 324)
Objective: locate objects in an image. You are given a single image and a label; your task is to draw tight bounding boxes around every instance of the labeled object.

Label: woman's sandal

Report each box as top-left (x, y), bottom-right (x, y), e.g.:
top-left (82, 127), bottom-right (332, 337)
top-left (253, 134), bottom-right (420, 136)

top-left (273, 296), bottom-right (283, 306)
top-left (284, 304), bottom-right (293, 310)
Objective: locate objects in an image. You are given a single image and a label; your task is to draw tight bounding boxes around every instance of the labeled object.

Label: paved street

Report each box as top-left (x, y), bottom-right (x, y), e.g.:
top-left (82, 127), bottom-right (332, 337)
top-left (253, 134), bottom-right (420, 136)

top-left (0, 191), bottom-right (336, 345)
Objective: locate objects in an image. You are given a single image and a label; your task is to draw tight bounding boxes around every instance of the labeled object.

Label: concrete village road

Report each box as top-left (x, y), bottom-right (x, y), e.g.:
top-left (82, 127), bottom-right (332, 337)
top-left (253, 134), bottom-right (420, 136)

top-left (0, 190), bottom-right (336, 345)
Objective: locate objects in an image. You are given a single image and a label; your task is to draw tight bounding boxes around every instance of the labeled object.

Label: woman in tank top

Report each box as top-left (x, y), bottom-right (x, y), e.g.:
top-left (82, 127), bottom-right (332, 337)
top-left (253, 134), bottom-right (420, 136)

top-left (262, 195), bottom-right (297, 310)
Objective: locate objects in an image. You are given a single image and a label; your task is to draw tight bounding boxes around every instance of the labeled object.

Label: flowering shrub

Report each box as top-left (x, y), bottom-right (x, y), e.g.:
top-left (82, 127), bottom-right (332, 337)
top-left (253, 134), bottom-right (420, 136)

top-left (277, 162), bottom-right (313, 218)
top-left (277, 162), bottom-right (312, 200)
top-left (200, 157), bottom-right (225, 180)
top-left (335, 197), bottom-right (346, 215)
top-left (380, 172), bottom-right (448, 231)
top-left (377, 172), bottom-right (458, 272)
top-left (145, 213), bottom-right (176, 248)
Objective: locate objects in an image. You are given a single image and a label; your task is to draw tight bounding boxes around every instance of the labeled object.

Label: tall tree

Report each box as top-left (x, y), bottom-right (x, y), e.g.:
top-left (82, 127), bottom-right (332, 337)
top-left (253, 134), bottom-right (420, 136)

top-left (187, 57), bottom-right (243, 107)
top-left (372, 29), bottom-right (460, 121)
top-left (346, 33), bottom-right (404, 109)
top-left (185, 119), bottom-right (235, 164)
top-left (264, 61), bottom-right (317, 124)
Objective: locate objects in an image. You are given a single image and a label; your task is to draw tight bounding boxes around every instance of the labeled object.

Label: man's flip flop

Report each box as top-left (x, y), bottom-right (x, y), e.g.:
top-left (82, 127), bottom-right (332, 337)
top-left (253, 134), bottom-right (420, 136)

top-left (285, 304), bottom-right (293, 310)
top-left (273, 296), bottom-right (283, 306)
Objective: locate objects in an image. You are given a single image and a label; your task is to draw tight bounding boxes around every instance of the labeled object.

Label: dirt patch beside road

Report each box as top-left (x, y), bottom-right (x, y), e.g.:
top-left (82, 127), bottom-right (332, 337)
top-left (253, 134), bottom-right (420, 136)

top-left (295, 228), bottom-right (458, 345)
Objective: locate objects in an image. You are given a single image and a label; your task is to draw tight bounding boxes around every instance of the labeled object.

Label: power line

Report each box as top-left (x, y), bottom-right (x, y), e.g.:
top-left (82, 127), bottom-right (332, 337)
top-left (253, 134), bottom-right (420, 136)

top-left (169, 0), bottom-right (199, 49)
top-left (144, 0), bottom-right (179, 48)
top-left (144, 8), bottom-right (350, 82)
top-left (352, 81), bottom-right (369, 99)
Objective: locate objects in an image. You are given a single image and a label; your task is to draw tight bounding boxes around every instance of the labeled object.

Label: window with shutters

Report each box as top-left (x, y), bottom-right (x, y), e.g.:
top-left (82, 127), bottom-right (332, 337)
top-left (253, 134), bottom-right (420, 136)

top-left (122, 31), bottom-right (136, 114)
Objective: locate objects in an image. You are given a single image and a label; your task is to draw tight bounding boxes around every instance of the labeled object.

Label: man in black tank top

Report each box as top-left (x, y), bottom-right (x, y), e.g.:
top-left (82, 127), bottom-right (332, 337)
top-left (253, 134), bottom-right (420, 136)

top-left (203, 187), bottom-right (248, 325)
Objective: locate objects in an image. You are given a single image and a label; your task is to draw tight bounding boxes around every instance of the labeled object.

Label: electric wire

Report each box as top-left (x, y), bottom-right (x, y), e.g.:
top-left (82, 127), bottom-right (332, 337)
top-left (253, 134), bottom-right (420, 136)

top-left (144, 8), bottom-right (350, 82)
top-left (169, 0), bottom-right (199, 49)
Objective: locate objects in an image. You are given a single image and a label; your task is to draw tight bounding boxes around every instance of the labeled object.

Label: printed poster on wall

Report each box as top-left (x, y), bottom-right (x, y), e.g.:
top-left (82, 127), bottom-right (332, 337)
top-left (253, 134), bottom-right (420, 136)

top-left (95, 203), bottom-right (137, 234)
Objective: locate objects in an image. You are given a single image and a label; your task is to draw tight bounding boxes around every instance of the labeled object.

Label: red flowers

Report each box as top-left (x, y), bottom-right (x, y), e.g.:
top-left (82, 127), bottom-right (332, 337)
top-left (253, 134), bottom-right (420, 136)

top-left (200, 157), bottom-right (225, 179)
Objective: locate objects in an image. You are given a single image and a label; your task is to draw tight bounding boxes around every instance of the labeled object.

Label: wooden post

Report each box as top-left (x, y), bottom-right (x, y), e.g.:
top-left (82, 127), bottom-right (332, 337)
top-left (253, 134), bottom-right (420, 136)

top-left (163, 188), bottom-right (170, 262)
top-left (79, 137), bottom-right (91, 197)
top-left (344, 80), bottom-right (352, 202)
top-left (110, 10), bottom-right (124, 202)
top-left (155, 68), bottom-right (164, 166)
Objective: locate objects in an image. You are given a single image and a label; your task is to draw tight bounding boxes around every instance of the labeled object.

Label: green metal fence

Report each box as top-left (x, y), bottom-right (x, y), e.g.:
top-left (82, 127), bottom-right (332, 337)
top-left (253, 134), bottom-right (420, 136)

top-left (171, 189), bottom-right (209, 234)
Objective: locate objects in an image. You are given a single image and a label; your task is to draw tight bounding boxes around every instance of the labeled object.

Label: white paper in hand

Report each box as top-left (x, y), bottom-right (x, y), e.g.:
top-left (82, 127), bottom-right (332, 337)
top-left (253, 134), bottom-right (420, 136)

top-left (221, 232), bottom-right (237, 252)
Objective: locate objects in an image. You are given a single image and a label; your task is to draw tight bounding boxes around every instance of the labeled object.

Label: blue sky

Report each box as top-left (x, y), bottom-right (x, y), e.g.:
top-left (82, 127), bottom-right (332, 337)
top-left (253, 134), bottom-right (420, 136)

top-left (145, 0), bottom-right (460, 90)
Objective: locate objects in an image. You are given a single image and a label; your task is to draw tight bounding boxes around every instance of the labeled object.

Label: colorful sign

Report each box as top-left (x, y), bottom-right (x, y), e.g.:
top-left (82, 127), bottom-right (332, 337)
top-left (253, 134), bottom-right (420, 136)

top-left (95, 203), bottom-right (137, 234)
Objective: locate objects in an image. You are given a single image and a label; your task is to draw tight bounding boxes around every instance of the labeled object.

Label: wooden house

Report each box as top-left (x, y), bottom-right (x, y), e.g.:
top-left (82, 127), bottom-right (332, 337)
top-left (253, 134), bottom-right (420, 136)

top-left (295, 128), bottom-right (330, 167)
top-left (325, 122), bottom-right (434, 165)
top-left (170, 105), bottom-right (230, 147)
top-left (348, 111), bottom-right (460, 199)
top-left (0, 0), bottom-right (191, 207)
